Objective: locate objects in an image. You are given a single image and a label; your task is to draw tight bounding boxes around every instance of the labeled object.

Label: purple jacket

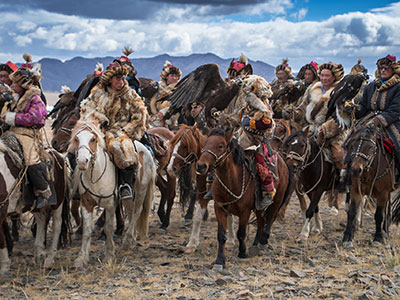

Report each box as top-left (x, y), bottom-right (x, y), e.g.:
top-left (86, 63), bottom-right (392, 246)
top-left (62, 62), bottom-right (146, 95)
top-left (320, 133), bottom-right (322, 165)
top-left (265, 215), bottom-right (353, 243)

top-left (13, 93), bottom-right (47, 128)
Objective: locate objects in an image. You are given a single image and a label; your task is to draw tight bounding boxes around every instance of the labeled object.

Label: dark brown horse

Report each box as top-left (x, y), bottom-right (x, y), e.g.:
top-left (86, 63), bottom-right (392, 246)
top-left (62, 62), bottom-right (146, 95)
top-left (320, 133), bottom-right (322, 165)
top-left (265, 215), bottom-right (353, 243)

top-left (283, 128), bottom-right (338, 241)
top-left (270, 119), bottom-right (308, 219)
top-left (342, 125), bottom-right (395, 248)
top-left (196, 128), bottom-right (291, 269)
top-left (167, 125), bottom-right (235, 252)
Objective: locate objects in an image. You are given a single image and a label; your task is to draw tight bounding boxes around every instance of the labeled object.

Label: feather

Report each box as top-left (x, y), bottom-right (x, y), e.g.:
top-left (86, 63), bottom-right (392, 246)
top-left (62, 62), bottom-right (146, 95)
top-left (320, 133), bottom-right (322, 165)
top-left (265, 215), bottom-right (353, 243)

top-left (122, 46), bottom-right (134, 57)
top-left (60, 85), bottom-right (72, 94)
top-left (238, 54), bottom-right (248, 65)
top-left (281, 58), bottom-right (289, 65)
top-left (23, 53), bottom-right (32, 63)
top-left (95, 62), bottom-right (103, 73)
top-left (31, 63), bottom-right (41, 77)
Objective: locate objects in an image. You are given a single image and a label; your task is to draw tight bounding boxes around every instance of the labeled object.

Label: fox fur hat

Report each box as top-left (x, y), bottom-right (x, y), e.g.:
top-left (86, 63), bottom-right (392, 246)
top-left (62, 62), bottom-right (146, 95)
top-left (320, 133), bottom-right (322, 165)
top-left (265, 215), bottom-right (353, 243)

top-left (350, 58), bottom-right (368, 76)
top-left (375, 55), bottom-right (400, 77)
top-left (9, 54), bottom-right (42, 89)
top-left (115, 46), bottom-right (137, 77)
top-left (99, 61), bottom-right (129, 87)
top-left (226, 54), bottom-right (253, 78)
top-left (275, 58), bottom-right (294, 78)
top-left (296, 61), bottom-right (318, 80)
top-left (318, 62), bottom-right (344, 82)
top-left (160, 61), bottom-right (182, 84)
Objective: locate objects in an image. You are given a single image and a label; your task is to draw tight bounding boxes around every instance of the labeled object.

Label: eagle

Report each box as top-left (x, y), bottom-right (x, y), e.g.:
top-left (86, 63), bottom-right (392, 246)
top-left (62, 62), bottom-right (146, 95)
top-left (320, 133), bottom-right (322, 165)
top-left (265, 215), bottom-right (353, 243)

top-left (162, 64), bottom-right (244, 124)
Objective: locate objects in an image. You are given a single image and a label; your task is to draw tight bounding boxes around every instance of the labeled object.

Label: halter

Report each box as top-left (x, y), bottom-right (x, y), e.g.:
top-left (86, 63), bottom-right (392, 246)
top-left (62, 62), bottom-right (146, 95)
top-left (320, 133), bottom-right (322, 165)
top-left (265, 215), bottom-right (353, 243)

top-left (172, 151), bottom-right (198, 166)
top-left (351, 136), bottom-right (377, 172)
top-left (201, 146), bottom-right (231, 167)
top-left (269, 123), bottom-right (287, 146)
top-left (285, 138), bottom-right (311, 170)
top-left (59, 126), bottom-right (72, 134)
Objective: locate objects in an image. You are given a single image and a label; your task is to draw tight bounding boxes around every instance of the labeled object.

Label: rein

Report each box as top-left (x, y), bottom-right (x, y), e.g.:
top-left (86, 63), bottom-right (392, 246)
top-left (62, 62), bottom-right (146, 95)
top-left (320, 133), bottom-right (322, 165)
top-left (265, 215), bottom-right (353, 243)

top-left (201, 147), bottom-right (231, 167)
top-left (172, 151), bottom-right (198, 166)
top-left (269, 123), bottom-right (287, 146)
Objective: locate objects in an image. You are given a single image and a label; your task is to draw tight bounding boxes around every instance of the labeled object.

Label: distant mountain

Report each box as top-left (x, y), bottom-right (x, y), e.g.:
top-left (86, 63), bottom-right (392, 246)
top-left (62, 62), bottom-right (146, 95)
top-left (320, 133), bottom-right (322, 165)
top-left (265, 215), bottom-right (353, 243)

top-left (37, 53), bottom-right (275, 92)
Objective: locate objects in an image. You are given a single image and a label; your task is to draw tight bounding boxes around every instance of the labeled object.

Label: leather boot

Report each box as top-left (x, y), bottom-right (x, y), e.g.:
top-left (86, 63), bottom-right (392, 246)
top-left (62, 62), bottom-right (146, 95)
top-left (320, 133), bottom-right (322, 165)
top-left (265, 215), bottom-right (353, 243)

top-left (118, 166), bottom-right (135, 200)
top-left (256, 189), bottom-right (275, 211)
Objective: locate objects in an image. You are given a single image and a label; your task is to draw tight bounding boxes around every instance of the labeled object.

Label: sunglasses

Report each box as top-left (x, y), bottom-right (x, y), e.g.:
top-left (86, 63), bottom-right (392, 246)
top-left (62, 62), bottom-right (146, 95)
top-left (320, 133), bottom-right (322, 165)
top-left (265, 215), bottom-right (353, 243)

top-left (379, 65), bottom-right (391, 71)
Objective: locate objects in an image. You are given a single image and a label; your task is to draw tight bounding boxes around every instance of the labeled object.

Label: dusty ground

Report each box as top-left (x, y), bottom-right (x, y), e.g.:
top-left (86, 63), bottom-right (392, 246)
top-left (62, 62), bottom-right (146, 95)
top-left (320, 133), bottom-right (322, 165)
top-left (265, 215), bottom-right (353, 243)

top-left (1, 92), bottom-right (399, 299)
top-left (0, 192), bottom-right (399, 300)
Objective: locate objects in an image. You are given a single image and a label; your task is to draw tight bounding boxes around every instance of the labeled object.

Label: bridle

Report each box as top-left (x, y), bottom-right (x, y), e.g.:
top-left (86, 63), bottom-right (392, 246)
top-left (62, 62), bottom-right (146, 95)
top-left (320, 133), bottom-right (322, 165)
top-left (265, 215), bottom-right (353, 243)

top-left (201, 144), bottom-right (231, 168)
top-left (269, 123), bottom-right (288, 147)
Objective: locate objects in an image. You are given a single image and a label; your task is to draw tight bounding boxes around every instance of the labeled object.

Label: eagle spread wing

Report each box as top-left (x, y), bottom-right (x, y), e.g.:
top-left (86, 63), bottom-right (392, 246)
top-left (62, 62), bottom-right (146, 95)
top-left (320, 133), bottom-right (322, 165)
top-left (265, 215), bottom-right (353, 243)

top-left (164, 64), bottom-right (226, 118)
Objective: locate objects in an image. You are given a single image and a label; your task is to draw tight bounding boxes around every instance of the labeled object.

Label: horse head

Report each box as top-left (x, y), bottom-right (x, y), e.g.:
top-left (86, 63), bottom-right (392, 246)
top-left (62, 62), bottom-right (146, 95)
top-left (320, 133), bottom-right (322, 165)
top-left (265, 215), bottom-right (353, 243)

top-left (282, 127), bottom-right (310, 169)
top-left (51, 109), bottom-right (80, 152)
top-left (167, 124), bottom-right (203, 177)
top-left (68, 120), bottom-right (104, 171)
top-left (345, 126), bottom-right (378, 177)
top-left (269, 118), bottom-right (291, 151)
top-left (196, 128), bottom-right (234, 175)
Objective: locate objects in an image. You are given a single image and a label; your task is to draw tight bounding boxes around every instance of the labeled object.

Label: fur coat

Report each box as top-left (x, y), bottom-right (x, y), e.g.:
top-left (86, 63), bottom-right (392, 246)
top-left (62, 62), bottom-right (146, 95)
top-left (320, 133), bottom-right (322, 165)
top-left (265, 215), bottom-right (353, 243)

top-left (305, 81), bottom-right (337, 127)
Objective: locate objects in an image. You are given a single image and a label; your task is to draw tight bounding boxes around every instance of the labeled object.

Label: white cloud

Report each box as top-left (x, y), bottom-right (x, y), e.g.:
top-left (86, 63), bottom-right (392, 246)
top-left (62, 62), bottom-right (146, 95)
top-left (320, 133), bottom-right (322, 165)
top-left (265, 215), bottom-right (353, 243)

top-left (0, 3), bottom-right (399, 74)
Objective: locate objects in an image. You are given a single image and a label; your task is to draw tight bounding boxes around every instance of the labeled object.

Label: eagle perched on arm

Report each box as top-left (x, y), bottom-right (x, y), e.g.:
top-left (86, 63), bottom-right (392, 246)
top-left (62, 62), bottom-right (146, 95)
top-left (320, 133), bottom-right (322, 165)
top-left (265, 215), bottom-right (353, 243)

top-left (162, 63), bottom-right (247, 124)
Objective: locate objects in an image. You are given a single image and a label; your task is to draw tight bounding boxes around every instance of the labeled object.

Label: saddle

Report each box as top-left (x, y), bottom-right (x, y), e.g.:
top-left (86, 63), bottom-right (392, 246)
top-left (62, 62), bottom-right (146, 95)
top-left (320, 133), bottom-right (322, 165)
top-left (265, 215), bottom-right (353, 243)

top-left (144, 132), bottom-right (168, 158)
top-left (0, 133), bottom-right (24, 169)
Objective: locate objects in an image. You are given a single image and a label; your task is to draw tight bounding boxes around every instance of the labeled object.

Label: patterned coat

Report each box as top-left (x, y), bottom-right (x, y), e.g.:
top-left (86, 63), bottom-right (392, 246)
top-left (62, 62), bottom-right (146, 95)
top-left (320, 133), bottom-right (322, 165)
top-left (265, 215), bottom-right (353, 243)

top-left (1, 86), bottom-right (47, 165)
top-left (355, 74), bottom-right (400, 159)
top-left (80, 84), bottom-right (148, 169)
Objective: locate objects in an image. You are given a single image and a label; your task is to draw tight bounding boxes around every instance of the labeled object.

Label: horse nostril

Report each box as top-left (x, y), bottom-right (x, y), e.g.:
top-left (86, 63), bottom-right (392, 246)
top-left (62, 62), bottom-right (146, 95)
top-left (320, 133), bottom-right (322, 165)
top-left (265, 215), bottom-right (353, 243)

top-left (351, 167), bottom-right (361, 176)
top-left (196, 162), bottom-right (206, 172)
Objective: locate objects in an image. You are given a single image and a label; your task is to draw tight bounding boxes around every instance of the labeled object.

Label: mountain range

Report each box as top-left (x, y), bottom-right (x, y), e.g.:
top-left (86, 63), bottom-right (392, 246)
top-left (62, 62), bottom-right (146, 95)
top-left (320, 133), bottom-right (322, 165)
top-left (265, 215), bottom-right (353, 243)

top-left (35, 53), bottom-right (275, 92)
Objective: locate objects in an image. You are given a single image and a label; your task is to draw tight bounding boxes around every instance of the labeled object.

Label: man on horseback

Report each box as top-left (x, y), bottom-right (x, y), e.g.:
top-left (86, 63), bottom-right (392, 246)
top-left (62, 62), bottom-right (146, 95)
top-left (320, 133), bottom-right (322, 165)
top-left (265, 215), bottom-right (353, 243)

top-left (80, 61), bottom-right (148, 200)
top-left (0, 60), bottom-right (55, 209)
top-left (352, 54), bottom-right (400, 184)
top-left (149, 61), bottom-right (182, 127)
top-left (0, 62), bottom-right (18, 87)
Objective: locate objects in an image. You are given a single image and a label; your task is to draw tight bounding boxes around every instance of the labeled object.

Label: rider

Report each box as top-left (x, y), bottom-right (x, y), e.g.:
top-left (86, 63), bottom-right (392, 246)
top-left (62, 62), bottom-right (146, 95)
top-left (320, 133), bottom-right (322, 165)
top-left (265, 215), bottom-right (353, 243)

top-left (0, 61), bottom-right (18, 86)
top-left (80, 61), bottom-right (148, 200)
top-left (115, 46), bottom-right (141, 94)
top-left (149, 61), bottom-right (182, 127)
top-left (0, 61), bottom-right (54, 209)
top-left (352, 54), bottom-right (400, 184)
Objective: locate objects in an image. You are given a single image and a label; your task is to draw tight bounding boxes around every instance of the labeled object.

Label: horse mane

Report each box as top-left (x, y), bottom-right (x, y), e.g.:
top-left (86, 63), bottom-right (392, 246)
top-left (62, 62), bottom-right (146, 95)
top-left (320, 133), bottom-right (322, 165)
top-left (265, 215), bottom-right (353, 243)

top-left (170, 124), bottom-right (202, 154)
top-left (208, 128), bottom-right (246, 166)
top-left (69, 120), bottom-right (105, 151)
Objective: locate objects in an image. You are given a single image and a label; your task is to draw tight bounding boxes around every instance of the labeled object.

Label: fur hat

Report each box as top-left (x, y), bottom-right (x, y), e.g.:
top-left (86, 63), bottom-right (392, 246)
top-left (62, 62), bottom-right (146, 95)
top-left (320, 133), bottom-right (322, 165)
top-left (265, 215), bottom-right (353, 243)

top-left (350, 58), bottom-right (368, 76)
top-left (297, 61), bottom-right (318, 80)
top-left (226, 54), bottom-right (253, 78)
top-left (20, 53), bottom-right (33, 70)
top-left (275, 58), bottom-right (293, 78)
top-left (0, 61), bottom-right (18, 74)
top-left (115, 46), bottom-right (137, 77)
top-left (318, 62), bottom-right (344, 82)
top-left (375, 54), bottom-right (400, 77)
top-left (160, 60), bottom-right (182, 83)
top-left (9, 63), bottom-right (42, 90)
top-left (99, 61), bottom-right (128, 86)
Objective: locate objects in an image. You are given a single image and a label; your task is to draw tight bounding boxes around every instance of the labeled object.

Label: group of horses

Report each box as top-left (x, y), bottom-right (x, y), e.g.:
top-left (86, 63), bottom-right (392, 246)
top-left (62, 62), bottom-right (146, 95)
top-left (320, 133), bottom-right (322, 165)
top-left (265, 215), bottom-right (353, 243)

top-left (1, 72), bottom-right (400, 275)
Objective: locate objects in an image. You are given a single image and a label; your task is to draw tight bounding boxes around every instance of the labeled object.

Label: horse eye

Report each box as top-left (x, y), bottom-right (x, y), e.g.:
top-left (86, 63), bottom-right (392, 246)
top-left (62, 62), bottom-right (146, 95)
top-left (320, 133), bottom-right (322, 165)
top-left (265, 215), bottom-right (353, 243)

top-left (90, 137), bottom-right (96, 143)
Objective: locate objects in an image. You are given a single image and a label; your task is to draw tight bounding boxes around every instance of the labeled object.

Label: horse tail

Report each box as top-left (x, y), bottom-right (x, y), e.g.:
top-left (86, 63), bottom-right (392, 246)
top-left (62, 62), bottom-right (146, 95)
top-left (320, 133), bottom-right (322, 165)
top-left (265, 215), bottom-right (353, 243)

top-left (3, 221), bottom-right (13, 255)
top-left (391, 190), bottom-right (400, 225)
top-left (277, 156), bottom-right (294, 218)
top-left (136, 164), bottom-right (156, 238)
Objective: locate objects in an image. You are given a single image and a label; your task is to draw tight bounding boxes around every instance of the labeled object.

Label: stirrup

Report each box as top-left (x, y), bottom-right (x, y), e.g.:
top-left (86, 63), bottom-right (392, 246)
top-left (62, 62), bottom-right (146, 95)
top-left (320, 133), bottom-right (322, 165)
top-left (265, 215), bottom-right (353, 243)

top-left (119, 184), bottom-right (133, 200)
top-left (203, 188), bottom-right (213, 200)
top-left (256, 190), bottom-right (275, 211)
top-left (35, 196), bottom-right (47, 209)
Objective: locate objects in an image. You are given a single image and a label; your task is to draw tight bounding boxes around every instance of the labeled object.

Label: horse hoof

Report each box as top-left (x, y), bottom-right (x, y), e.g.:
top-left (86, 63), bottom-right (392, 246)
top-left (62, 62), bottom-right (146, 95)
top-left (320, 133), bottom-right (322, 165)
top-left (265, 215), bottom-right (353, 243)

top-left (226, 240), bottom-right (235, 248)
top-left (0, 271), bottom-right (12, 278)
top-left (329, 207), bottom-right (339, 216)
top-left (158, 227), bottom-right (167, 234)
top-left (371, 241), bottom-right (381, 247)
top-left (184, 219), bottom-right (193, 226)
top-left (44, 258), bottom-right (55, 269)
top-left (248, 246), bottom-right (260, 257)
top-left (312, 228), bottom-right (321, 235)
top-left (296, 235), bottom-right (308, 243)
top-left (343, 241), bottom-right (353, 249)
top-left (212, 264), bottom-right (224, 272)
top-left (185, 247), bottom-right (196, 254)
top-left (73, 259), bottom-right (85, 269)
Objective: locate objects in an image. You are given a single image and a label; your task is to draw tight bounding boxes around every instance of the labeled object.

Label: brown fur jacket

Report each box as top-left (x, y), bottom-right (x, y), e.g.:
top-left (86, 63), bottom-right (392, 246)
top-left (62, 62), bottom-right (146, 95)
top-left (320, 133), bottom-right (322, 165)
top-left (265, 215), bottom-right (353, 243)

top-left (305, 81), bottom-right (337, 126)
top-left (80, 84), bottom-right (148, 140)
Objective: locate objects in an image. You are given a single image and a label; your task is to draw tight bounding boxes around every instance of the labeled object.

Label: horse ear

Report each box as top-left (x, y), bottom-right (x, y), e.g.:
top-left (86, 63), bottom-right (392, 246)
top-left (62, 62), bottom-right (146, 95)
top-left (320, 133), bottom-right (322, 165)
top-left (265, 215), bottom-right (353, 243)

top-left (303, 126), bottom-right (310, 137)
top-left (224, 128), bottom-right (234, 142)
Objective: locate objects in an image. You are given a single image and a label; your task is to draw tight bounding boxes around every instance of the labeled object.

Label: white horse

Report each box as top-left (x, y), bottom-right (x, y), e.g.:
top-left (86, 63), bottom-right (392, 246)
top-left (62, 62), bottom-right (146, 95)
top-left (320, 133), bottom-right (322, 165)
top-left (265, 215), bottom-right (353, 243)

top-left (1, 138), bottom-right (70, 273)
top-left (121, 140), bottom-right (156, 249)
top-left (69, 121), bottom-right (117, 268)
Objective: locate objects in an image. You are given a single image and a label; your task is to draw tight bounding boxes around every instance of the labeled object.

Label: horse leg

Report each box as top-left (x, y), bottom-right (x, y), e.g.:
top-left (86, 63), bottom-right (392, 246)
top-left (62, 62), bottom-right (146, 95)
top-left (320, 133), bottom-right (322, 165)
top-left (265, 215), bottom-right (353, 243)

top-left (248, 210), bottom-right (265, 257)
top-left (44, 204), bottom-right (63, 268)
top-left (237, 210), bottom-right (251, 259)
top-left (10, 213), bottom-right (19, 242)
top-left (185, 200), bottom-right (208, 253)
top-left (121, 198), bottom-right (133, 249)
top-left (372, 194), bottom-right (388, 246)
top-left (114, 202), bottom-right (124, 236)
top-left (32, 211), bottom-right (47, 265)
top-left (226, 214), bottom-right (235, 247)
top-left (156, 176), bottom-right (167, 227)
top-left (213, 208), bottom-right (228, 270)
top-left (159, 175), bottom-right (176, 231)
top-left (103, 203), bottom-right (115, 263)
top-left (74, 202), bottom-right (94, 268)
top-left (184, 187), bottom-right (197, 225)
top-left (311, 205), bottom-right (323, 234)
top-left (343, 192), bottom-right (361, 248)
top-left (0, 218), bottom-right (10, 276)
top-left (298, 190), bottom-right (323, 241)
top-left (355, 195), bottom-right (365, 228)
top-left (71, 198), bottom-right (81, 228)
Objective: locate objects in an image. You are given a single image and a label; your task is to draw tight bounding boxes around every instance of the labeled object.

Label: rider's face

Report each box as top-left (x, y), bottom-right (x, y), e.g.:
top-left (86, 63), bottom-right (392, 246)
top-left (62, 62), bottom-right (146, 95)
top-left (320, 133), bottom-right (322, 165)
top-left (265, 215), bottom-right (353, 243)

top-left (320, 69), bottom-right (335, 90)
top-left (277, 70), bottom-right (288, 83)
top-left (304, 69), bottom-right (315, 85)
top-left (110, 75), bottom-right (125, 91)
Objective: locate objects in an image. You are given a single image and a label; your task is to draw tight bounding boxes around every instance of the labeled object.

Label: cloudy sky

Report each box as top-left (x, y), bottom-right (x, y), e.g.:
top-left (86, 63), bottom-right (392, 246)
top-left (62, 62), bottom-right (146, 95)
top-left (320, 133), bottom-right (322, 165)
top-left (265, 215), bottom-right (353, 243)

top-left (0, 0), bottom-right (399, 74)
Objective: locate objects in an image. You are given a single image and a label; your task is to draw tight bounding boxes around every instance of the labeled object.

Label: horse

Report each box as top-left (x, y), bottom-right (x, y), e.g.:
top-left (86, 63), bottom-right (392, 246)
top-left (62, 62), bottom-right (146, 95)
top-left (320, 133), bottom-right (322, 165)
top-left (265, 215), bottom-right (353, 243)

top-left (283, 127), bottom-right (339, 241)
top-left (196, 128), bottom-right (291, 269)
top-left (269, 119), bottom-right (308, 219)
top-left (0, 137), bottom-right (71, 273)
top-left (342, 125), bottom-right (396, 248)
top-left (166, 124), bottom-right (236, 253)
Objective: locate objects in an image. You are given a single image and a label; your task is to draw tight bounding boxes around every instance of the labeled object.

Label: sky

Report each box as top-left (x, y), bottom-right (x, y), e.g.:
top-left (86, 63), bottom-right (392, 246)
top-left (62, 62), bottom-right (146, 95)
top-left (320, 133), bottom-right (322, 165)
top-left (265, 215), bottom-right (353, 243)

top-left (0, 0), bottom-right (399, 74)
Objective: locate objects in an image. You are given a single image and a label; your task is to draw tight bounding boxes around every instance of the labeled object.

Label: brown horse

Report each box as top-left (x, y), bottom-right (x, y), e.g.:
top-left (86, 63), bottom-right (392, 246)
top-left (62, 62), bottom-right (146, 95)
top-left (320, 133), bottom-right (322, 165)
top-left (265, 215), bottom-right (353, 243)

top-left (167, 125), bottom-right (236, 252)
top-left (342, 126), bottom-right (395, 248)
top-left (196, 128), bottom-right (291, 269)
top-left (270, 119), bottom-right (307, 219)
top-left (283, 128), bottom-right (339, 241)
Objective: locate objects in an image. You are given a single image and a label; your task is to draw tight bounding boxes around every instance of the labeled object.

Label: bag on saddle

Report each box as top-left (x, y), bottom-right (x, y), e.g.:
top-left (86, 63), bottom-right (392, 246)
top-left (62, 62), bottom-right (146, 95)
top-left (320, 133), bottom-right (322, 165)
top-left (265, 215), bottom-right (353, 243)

top-left (143, 132), bottom-right (167, 158)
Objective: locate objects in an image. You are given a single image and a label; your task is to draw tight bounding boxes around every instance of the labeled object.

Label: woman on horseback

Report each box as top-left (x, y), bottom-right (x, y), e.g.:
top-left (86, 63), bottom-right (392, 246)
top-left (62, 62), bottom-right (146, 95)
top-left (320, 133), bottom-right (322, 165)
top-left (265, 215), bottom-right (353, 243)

top-left (80, 61), bottom-right (148, 200)
top-left (0, 58), bottom-right (53, 209)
